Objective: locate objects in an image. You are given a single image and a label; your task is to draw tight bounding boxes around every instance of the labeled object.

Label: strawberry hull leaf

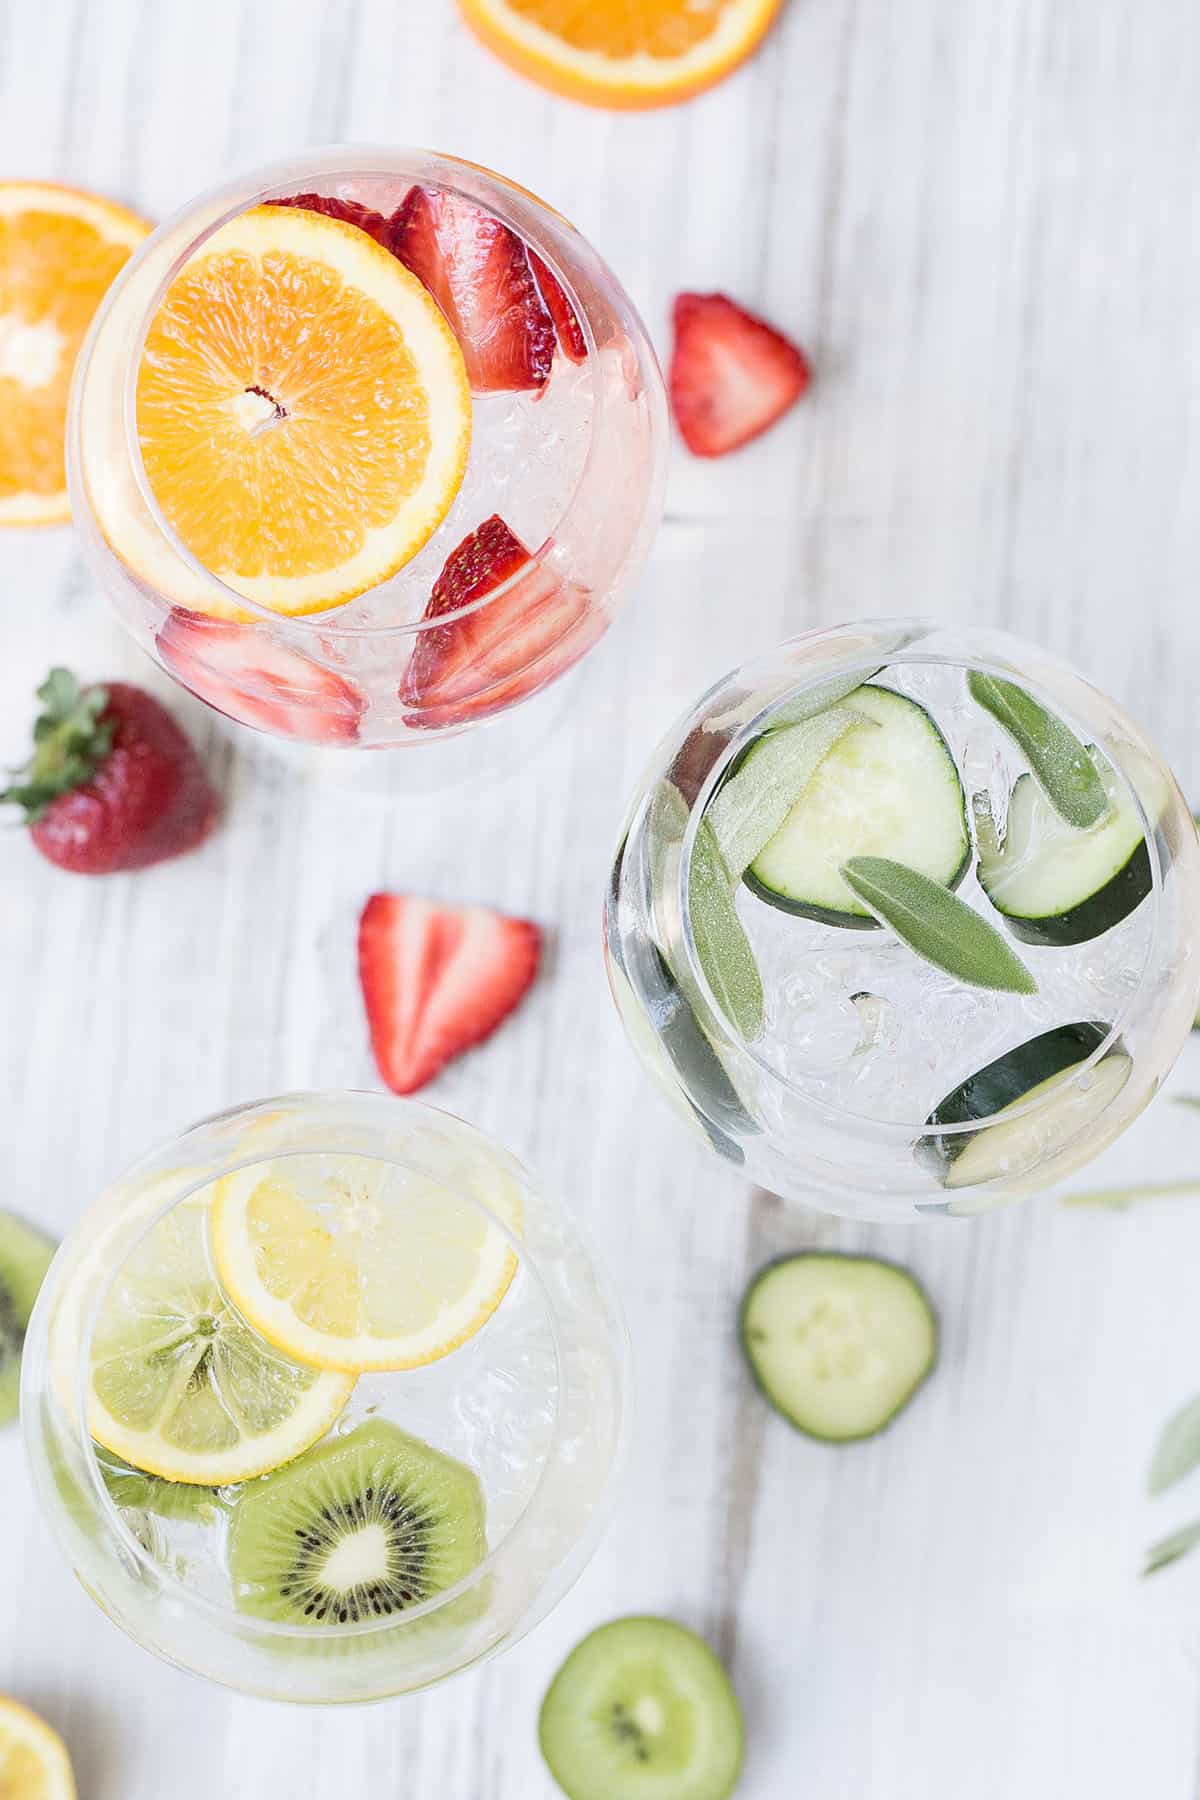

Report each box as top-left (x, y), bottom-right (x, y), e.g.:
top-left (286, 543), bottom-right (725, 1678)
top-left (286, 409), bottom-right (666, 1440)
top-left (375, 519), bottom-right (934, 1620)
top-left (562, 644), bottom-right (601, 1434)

top-left (391, 186), bottom-right (555, 394)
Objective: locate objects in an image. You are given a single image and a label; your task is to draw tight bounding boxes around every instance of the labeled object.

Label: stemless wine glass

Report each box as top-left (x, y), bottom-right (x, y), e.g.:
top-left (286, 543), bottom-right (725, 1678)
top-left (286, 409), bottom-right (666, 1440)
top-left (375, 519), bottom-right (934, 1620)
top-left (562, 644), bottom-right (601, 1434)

top-left (605, 620), bottom-right (1200, 1221)
top-left (66, 147), bottom-right (667, 787)
top-left (22, 1092), bottom-right (629, 1702)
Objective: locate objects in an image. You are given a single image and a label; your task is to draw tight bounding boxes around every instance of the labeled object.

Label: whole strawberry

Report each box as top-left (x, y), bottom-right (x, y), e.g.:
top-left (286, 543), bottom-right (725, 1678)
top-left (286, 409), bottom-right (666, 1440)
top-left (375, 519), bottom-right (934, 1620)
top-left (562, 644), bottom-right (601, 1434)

top-left (3, 669), bottom-right (220, 874)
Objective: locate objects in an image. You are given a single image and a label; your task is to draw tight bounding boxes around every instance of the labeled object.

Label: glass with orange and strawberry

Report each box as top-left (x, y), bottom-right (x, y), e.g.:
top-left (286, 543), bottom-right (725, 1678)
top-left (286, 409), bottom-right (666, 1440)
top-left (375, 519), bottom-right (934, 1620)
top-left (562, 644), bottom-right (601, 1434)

top-left (62, 148), bottom-right (668, 773)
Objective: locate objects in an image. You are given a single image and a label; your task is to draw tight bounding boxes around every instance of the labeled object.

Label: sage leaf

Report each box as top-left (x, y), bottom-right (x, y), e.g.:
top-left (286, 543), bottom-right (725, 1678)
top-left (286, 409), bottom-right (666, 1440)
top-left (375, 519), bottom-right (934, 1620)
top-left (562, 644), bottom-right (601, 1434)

top-left (840, 856), bottom-right (1037, 994)
top-left (688, 817), bottom-right (764, 1041)
top-left (1149, 1393), bottom-right (1200, 1496)
top-left (1144, 1519), bottom-right (1200, 1577)
top-left (706, 706), bottom-right (872, 880)
top-left (967, 671), bottom-right (1110, 830)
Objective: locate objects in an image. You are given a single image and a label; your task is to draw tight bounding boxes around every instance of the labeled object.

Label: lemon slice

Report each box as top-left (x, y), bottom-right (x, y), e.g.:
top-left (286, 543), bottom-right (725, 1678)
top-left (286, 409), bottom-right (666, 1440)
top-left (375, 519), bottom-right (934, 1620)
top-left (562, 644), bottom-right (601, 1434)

top-left (57, 1195), bottom-right (354, 1485)
top-left (0, 1698), bottom-right (76, 1800)
top-left (211, 1153), bottom-right (520, 1373)
top-left (126, 203), bottom-right (471, 617)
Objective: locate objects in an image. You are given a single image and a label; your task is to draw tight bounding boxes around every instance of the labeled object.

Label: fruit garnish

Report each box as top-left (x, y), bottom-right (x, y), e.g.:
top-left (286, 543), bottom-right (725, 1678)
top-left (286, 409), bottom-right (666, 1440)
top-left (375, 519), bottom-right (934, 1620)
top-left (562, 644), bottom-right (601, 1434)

top-left (529, 251), bottom-right (587, 363)
top-left (401, 514), bottom-right (598, 727)
top-left (52, 1195), bottom-right (354, 1484)
top-left (2, 668), bottom-right (219, 875)
top-left (211, 1150), bottom-right (521, 1371)
top-left (0, 1697), bottom-right (76, 1800)
top-left (267, 190), bottom-right (395, 249)
top-left (0, 181), bottom-right (149, 527)
top-left (669, 290), bottom-right (810, 457)
top-left (539, 1617), bottom-right (744, 1800)
top-left (157, 610), bottom-right (365, 744)
top-left (458, 0), bottom-right (783, 110)
top-left (133, 203), bottom-right (471, 617)
top-left (0, 1211), bottom-right (56, 1425)
top-left (391, 187), bottom-right (555, 394)
top-left (227, 1420), bottom-right (486, 1625)
top-left (358, 893), bottom-right (541, 1094)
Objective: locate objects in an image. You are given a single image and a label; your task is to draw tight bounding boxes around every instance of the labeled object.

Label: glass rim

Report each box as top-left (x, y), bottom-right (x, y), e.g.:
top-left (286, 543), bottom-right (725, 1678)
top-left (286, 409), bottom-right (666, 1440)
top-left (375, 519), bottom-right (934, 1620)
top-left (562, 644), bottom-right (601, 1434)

top-left (673, 618), bottom-right (1173, 1142)
top-left (69, 143), bottom-right (664, 641)
top-left (50, 1089), bottom-right (630, 1645)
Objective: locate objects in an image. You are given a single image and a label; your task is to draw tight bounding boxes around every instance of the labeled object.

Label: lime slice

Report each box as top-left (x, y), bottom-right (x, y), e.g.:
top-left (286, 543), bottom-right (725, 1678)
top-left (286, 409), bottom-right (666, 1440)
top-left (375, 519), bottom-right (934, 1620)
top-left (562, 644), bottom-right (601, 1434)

top-left (211, 1153), bottom-right (520, 1374)
top-left (61, 1197), bottom-right (354, 1485)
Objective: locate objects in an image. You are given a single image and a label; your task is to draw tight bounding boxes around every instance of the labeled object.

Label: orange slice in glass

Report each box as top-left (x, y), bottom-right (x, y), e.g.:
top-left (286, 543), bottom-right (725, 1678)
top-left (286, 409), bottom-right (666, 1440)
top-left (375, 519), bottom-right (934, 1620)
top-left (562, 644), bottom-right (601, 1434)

top-left (133, 204), bottom-right (471, 617)
top-left (458, 0), bottom-right (783, 108)
top-left (0, 182), bottom-right (149, 526)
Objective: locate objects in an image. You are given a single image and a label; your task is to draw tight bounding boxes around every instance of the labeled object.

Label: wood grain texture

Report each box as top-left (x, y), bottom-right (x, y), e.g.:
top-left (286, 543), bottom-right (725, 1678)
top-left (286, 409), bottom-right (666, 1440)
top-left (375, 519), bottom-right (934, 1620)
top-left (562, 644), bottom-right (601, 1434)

top-left (3, 0), bottom-right (1200, 1794)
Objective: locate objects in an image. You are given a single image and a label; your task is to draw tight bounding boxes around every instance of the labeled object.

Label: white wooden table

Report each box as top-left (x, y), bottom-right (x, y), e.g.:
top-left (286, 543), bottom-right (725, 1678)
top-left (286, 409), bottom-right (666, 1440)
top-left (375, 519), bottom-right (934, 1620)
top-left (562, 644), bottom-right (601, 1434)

top-left (4, 1), bottom-right (1200, 1793)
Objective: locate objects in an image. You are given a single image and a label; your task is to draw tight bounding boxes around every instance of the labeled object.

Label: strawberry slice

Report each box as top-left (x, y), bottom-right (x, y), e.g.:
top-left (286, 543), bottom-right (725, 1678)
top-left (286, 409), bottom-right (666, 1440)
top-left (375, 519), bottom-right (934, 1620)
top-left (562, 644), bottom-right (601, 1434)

top-left (401, 515), bottom-right (599, 729)
top-left (669, 292), bottom-right (811, 457)
top-left (268, 191), bottom-right (395, 250)
top-left (158, 611), bottom-right (365, 744)
top-left (390, 187), bottom-right (555, 394)
top-left (358, 894), bottom-right (541, 1094)
top-left (529, 251), bottom-right (587, 364)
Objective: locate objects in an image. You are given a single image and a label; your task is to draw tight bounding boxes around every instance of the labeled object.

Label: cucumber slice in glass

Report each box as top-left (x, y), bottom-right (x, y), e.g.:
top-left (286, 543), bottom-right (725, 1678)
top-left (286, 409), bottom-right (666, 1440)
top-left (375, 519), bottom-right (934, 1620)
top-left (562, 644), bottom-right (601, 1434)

top-left (919, 1021), bottom-right (1132, 1203)
top-left (740, 1253), bottom-right (937, 1442)
top-left (746, 685), bottom-right (969, 927)
top-left (977, 749), bottom-right (1163, 946)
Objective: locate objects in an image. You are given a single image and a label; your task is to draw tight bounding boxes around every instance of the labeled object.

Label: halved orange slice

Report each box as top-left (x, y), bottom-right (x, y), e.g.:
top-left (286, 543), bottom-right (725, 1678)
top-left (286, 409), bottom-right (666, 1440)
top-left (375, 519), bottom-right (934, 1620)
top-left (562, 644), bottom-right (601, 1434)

top-left (458, 0), bottom-right (784, 109)
top-left (133, 204), bottom-right (471, 617)
top-left (0, 182), bottom-right (149, 526)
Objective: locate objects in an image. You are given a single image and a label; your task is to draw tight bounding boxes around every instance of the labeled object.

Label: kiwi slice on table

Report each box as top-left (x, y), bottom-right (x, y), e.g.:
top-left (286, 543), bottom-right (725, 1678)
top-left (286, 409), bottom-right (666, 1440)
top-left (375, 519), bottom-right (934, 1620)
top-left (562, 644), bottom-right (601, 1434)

top-left (0, 1210), bottom-right (57, 1424)
top-left (540, 1617), bottom-right (744, 1800)
top-left (227, 1419), bottom-right (486, 1626)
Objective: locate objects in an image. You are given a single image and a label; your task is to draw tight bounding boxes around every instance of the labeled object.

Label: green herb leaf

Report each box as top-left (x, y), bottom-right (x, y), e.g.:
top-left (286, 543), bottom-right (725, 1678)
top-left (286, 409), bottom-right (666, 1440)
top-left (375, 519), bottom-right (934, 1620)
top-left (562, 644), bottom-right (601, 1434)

top-left (1144, 1519), bottom-right (1200, 1576)
top-left (840, 857), bottom-right (1037, 994)
top-left (706, 706), bottom-right (871, 880)
top-left (688, 817), bottom-right (764, 1041)
top-left (967, 671), bottom-right (1110, 830)
top-left (1173, 1096), bottom-right (1200, 1113)
top-left (769, 671), bottom-right (880, 729)
top-left (1060, 1179), bottom-right (1200, 1210)
top-left (1149, 1394), bottom-right (1200, 1495)
top-left (96, 1446), bottom-right (225, 1522)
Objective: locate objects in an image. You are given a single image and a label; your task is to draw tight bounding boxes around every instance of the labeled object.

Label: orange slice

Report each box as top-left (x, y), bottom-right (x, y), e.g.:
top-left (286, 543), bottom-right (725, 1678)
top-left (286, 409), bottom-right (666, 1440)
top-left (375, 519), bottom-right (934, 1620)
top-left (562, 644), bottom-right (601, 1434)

top-left (458, 0), bottom-right (783, 108)
top-left (133, 204), bottom-right (471, 617)
top-left (0, 182), bottom-right (149, 527)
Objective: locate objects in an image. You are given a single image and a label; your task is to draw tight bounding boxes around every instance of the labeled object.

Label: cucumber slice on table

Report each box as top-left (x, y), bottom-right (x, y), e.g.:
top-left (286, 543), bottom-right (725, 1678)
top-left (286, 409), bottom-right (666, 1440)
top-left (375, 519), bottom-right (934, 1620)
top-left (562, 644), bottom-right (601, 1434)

top-left (739, 1253), bottom-right (937, 1442)
top-left (919, 1021), bottom-right (1132, 1198)
top-left (977, 751), bottom-right (1161, 946)
top-left (745, 685), bottom-right (970, 927)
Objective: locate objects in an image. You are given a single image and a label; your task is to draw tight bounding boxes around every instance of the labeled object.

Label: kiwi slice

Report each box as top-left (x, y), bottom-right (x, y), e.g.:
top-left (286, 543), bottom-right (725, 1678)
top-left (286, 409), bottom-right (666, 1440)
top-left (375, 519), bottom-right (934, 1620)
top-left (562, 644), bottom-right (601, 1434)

top-left (227, 1419), bottom-right (486, 1626)
top-left (0, 1210), bottom-right (56, 1424)
top-left (540, 1617), bottom-right (744, 1800)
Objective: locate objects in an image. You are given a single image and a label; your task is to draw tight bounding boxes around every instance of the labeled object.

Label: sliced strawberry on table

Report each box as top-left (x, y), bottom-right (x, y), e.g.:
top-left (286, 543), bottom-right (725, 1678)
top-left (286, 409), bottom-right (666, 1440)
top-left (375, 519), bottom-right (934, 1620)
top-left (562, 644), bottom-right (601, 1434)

top-left (2, 668), bottom-right (219, 875)
top-left (669, 292), bottom-right (811, 457)
top-left (529, 250), bottom-right (588, 364)
top-left (358, 894), bottom-right (541, 1094)
top-left (267, 190), bottom-right (395, 250)
top-left (401, 514), bottom-right (599, 729)
top-left (390, 186), bottom-right (555, 394)
top-left (158, 610), bottom-right (365, 745)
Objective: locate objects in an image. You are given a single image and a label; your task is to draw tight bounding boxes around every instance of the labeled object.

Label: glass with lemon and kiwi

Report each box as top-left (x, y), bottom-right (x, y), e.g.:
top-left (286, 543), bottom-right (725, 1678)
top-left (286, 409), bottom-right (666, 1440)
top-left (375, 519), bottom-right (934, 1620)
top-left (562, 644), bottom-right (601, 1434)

top-left (20, 1091), bottom-right (628, 1702)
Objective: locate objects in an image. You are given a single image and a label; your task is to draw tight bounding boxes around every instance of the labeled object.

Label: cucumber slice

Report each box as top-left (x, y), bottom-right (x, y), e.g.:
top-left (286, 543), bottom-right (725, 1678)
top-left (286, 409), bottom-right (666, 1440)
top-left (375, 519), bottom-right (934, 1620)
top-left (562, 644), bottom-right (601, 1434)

top-left (977, 751), bottom-right (1160, 946)
top-left (746, 685), bottom-right (969, 927)
top-left (919, 1021), bottom-right (1132, 1200)
top-left (739, 1253), bottom-right (937, 1442)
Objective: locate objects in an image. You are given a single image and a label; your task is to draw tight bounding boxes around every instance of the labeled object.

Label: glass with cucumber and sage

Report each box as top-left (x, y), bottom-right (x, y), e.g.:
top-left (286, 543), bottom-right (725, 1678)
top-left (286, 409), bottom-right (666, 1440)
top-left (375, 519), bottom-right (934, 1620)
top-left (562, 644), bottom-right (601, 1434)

top-left (604, 622), bottom-right (1200, 1219)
